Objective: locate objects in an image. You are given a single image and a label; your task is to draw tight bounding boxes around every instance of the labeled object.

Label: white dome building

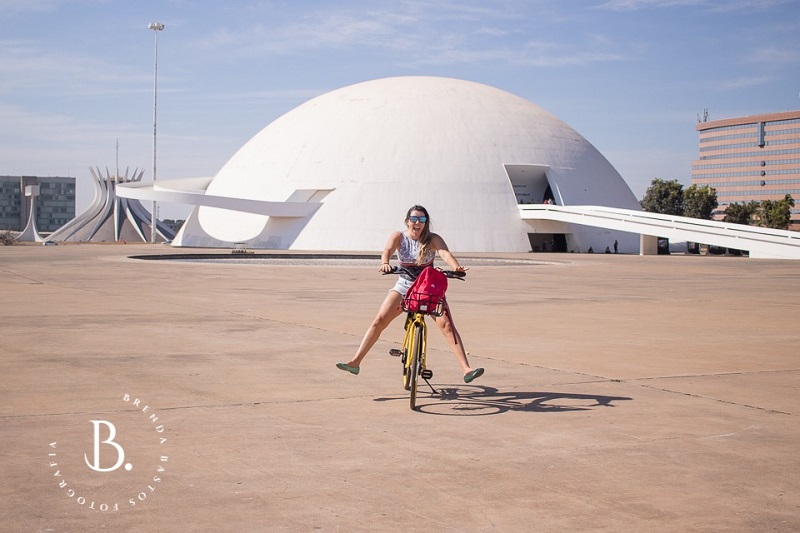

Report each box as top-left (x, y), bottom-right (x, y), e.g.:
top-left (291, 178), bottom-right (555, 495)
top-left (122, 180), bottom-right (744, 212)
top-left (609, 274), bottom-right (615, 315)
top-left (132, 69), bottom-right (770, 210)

top-left (172, 76), bottom-right (641, 253)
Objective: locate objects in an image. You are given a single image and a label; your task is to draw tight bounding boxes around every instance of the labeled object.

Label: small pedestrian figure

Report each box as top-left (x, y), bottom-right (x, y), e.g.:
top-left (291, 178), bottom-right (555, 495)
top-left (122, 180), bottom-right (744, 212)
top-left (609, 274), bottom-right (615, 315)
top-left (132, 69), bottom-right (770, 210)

top-left (614, 240), bottom-right (618, 254)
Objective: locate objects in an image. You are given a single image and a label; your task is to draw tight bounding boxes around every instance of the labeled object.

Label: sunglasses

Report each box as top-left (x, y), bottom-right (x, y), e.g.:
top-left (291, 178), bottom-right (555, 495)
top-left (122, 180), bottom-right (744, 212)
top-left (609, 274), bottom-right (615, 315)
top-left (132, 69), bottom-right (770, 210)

top-left (408, 216), bottom-right (427, 223)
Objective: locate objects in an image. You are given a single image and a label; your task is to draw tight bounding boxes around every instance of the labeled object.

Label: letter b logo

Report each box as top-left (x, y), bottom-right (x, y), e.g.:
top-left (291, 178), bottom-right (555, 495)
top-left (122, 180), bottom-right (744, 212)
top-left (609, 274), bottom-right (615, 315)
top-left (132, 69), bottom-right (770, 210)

top-left (84, 420), bottom-right (125, 473)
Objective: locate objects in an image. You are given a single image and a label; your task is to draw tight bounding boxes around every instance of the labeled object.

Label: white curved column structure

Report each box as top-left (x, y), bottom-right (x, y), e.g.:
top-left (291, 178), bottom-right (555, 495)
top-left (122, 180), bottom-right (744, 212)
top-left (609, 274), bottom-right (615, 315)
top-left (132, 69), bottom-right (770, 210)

top-left (47, 167), bottom-right (176, 243)
top-left (15, 185), bottom-right (44, 242)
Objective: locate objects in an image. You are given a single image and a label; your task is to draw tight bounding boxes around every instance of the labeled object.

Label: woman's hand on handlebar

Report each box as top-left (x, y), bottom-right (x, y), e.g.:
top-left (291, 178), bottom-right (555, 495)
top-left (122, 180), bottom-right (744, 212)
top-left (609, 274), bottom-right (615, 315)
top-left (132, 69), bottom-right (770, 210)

top-left (379, 262), bottom-right (393, 274)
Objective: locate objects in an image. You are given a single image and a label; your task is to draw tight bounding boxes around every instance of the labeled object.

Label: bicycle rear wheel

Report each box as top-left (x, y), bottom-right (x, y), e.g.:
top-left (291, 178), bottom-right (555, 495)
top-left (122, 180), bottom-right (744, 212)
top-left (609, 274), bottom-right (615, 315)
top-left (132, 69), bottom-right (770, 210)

top-left (409, 323), bottom-right (423, 410)
top-left (402, 345), bottom-right (412, 391)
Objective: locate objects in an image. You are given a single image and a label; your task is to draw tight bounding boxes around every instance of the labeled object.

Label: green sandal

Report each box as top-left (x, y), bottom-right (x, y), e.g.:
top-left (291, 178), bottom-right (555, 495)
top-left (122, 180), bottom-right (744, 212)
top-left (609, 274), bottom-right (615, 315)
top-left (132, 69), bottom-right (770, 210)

top-left (464, 368), bottom-right (484, 383)
top-left (336, 362), bottom-right (360, 375)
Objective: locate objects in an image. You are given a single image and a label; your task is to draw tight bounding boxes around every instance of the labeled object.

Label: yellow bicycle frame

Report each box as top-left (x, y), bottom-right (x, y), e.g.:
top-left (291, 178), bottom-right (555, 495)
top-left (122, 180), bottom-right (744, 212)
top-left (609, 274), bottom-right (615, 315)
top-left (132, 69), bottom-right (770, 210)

top-left (401, 312), bottom-right (428, 387)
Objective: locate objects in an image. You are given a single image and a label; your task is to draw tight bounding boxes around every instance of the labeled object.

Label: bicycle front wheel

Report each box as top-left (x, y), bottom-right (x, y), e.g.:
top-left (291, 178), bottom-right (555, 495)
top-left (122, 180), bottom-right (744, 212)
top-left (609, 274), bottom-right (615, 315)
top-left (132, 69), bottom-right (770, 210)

top-left (409, 323), bottom-right (423, 410)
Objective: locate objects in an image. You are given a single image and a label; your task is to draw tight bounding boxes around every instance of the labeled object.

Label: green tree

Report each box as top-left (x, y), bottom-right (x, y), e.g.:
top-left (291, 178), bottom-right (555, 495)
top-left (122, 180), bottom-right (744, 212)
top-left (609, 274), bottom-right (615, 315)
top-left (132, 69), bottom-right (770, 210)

top-left (163, 219), bottom-right (185, 231)
top-left (756, 194), bottom-right (795, 230)
top-left (683, 184), bottom-right (718, 220)
top-left (640, 178), bottom-right (684, 215)
top-left (723, 201), bottom-right (758, 225)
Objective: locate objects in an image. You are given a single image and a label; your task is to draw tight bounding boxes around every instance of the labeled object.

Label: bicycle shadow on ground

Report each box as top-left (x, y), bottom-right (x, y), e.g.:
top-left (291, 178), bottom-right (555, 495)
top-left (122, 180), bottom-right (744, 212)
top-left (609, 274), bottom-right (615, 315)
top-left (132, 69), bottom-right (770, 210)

top-left (375, 385), bottom-right (632, 416)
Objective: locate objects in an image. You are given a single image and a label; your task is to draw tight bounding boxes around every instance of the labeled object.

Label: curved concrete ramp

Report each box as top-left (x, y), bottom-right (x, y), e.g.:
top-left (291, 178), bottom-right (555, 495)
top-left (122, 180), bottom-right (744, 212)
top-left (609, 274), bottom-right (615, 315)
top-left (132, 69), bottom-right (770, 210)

top-left (116, 178), bottom-right (325, 218)
top-left (520, 204), bottom-right (800, 259)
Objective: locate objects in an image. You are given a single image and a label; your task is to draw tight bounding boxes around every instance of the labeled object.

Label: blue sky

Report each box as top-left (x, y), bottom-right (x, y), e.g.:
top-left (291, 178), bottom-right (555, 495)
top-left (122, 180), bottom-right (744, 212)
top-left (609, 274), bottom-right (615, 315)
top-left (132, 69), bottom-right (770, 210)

top-left (1, 0), bottom-right (798, 218)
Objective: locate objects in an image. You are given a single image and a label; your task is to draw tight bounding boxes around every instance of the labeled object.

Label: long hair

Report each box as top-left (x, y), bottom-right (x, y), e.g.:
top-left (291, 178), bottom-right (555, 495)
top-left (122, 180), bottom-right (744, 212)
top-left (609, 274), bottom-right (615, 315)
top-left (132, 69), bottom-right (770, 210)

top-left (405, 205), bottom-right (432, 265)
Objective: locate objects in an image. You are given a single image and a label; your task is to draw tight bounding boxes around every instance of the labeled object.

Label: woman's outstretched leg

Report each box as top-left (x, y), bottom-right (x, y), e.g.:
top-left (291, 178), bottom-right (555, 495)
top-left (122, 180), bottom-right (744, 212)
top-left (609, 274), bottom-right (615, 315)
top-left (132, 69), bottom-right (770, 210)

top-left (434, 308), bottom-right (484, 382)
top-left (337, 291), bottom-right (404, 373)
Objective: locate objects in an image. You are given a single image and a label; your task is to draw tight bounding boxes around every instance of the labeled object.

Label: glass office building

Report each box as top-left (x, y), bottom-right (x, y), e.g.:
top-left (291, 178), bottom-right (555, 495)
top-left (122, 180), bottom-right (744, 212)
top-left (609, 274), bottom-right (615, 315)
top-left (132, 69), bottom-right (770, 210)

top-left (691, 110), bottom-right (800, 229)
top-left (0, 176), bottom-right (76, 232)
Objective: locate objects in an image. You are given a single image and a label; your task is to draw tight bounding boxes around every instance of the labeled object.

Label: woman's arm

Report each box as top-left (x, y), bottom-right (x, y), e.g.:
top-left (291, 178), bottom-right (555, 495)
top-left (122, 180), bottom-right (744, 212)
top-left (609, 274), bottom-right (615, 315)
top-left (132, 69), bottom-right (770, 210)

top-left (431, 234), bottom-right (468, 272)
top-left (380, 232), bottom-right (403, 272)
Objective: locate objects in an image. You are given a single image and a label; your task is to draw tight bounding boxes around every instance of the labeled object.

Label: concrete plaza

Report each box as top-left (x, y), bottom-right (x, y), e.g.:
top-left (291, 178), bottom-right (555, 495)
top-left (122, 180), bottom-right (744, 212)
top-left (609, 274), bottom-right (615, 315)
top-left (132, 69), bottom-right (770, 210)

top-left (1, 243), bottom-right (798, 532)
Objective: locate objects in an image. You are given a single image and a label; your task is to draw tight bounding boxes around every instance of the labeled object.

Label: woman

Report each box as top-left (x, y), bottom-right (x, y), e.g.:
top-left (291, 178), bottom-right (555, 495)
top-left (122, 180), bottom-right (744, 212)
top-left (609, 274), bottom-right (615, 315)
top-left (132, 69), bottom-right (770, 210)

top-left (336, 205), bottom-right (485, 383)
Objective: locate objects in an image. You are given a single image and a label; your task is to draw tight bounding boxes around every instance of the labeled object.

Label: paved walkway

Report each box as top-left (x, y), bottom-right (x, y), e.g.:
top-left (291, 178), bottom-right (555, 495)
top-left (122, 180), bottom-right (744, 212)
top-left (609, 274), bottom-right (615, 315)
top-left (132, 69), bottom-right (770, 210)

top-left (1, 243), bottom-right (798, 532)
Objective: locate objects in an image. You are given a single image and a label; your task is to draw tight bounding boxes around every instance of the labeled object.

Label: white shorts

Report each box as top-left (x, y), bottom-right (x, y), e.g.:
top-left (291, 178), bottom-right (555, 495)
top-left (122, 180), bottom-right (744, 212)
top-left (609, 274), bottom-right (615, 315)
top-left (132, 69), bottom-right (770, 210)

top-left (390, 277), bottom-right (414, 298)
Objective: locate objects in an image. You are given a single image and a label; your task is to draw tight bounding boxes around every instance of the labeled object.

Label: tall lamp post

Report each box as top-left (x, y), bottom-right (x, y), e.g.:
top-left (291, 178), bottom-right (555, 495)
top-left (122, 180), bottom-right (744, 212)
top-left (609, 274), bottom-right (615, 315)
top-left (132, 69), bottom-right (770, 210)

top-left (148, 22), bottom-right (164, 243)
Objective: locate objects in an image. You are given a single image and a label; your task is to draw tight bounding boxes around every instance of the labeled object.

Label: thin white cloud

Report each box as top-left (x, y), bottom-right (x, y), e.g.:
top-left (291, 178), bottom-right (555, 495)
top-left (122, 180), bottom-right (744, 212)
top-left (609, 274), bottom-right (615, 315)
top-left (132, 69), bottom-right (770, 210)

top-left (745, 46), bottom-right (800, 65)
top-left (0, 102), bottom-right (229, 184)
top-left (705, 0), bottom-right (794, 11)
top-left (195, 11), bottom-right (414, 56)
top-left (596, 0), bottom-right (792, 11)
top-left (0, 0), bottom-right (112, 14)
top-left (596, 0), bottom-right (706, 10)
top-left (0, 39), bottom-right (154, 96)
top-left (0, 103), bottom-right (139, 145)
top-left (192, 3), bottom-right (628, 69)
top-left (408, 42), bottom-right (626, 68)
top-left (477, 27), bottom-right (512, 37)
top-left (719, 75), bottom-right (776, 91)
top-left (389, 0), bottom-right (529, 22)
top-left (179, 88), bottom-right (325, 108)
top-left (0, 0), bottom-right (64, 13)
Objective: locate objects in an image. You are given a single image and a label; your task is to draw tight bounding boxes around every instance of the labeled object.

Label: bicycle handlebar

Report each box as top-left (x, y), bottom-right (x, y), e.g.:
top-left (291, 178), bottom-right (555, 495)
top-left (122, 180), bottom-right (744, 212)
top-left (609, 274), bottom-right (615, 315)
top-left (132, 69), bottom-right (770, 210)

top-left (383, 265), bottom-right (466, 280)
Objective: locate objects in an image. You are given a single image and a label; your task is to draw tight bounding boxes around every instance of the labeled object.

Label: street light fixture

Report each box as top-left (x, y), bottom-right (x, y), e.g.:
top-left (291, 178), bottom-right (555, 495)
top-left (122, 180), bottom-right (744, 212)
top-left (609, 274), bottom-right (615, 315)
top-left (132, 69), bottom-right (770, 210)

top-left (148, 22), bottom-right (164, 243)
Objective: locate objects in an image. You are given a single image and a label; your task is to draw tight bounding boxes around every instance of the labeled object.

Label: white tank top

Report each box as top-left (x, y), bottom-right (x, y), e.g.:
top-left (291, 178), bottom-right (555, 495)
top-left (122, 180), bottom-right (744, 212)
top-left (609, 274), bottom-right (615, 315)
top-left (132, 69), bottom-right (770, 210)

top-left (397, 232), bottom-right (435, 266)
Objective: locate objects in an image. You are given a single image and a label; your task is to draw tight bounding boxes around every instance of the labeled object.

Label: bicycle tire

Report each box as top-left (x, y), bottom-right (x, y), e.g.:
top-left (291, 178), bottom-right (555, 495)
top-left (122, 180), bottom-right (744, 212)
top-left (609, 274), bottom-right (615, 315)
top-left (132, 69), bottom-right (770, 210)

top-left (402, 345), bottom-right (412, 391)
top-left (409, 323), bottom-right (423, 410)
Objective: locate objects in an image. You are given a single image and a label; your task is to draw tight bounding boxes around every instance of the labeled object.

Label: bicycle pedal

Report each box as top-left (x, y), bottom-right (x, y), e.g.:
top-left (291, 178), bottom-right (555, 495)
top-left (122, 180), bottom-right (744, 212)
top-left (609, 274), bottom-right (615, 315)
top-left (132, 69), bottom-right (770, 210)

top-left (389, 349), bottom-right (402, 357)
top-left (421, 369), bottom-right (433, 380)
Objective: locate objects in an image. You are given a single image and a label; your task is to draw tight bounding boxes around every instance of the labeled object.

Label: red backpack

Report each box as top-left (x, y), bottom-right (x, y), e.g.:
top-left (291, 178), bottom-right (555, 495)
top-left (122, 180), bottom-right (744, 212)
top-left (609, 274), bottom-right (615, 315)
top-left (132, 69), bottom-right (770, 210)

top-left (403, 266), bottom-right (448, 315)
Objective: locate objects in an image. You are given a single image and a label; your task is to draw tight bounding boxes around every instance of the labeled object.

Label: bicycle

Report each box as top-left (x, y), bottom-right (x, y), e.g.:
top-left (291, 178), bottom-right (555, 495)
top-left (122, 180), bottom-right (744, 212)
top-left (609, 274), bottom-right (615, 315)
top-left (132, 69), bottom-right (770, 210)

top-left (386, 266), bottom-right (465, 410)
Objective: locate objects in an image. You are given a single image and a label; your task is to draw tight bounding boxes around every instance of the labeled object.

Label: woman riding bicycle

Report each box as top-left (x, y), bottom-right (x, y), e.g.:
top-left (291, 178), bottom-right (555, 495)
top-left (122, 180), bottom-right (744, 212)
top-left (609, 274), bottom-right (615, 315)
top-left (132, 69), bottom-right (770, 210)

top-left (336, 205), bottom-right (485, 383)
